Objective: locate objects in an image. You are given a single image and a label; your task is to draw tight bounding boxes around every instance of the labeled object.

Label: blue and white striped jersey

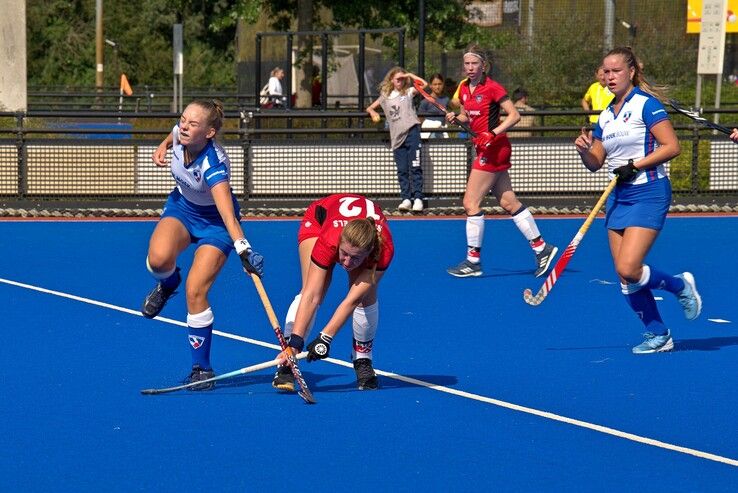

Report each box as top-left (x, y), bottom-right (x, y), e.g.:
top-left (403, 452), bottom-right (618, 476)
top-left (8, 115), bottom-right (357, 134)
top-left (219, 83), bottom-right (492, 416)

top-left (169, 124), bottom-right (232, 206)
top-left (593, 87), bottom-right (670, 185)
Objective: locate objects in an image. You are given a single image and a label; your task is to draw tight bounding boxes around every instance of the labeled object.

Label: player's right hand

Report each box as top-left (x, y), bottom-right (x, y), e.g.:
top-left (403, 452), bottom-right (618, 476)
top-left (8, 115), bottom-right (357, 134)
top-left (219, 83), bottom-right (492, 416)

top-left (152, 144), bottom-right (169, 166)
top-left (574, 127), bottom-right (592, 153)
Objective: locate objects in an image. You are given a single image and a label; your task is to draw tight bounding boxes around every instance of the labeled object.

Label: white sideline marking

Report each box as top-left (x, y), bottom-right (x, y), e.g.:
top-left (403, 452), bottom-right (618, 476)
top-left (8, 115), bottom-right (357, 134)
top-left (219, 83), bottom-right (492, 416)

top-left (2, 276), bottom-right (737, 468)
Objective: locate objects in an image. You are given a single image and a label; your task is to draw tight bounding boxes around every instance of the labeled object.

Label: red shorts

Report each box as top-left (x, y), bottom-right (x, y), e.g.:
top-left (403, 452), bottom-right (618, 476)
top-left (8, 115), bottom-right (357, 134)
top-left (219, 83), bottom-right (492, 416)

top-left (297, 200), bottom-right (325, 245)
top-left (471, 137), bottom-right (512, 173)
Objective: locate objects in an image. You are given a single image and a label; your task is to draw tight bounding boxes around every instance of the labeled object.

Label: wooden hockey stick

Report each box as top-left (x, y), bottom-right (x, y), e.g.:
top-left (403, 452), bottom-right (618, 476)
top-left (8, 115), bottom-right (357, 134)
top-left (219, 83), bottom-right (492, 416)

top-left (523, 177), bottom-right (618, 306)
top-left (413, 79), bottom-right (477, 137)
top-left (250, 273), bottom-right (316, 404)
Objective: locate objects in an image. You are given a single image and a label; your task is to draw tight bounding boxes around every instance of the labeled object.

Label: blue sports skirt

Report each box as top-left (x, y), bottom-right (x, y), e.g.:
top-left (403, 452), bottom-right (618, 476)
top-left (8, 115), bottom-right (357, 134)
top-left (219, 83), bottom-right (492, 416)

top-left (161, 188), bottom-right (240, 254)
top-left (605, 177), bottom-right (671, 231)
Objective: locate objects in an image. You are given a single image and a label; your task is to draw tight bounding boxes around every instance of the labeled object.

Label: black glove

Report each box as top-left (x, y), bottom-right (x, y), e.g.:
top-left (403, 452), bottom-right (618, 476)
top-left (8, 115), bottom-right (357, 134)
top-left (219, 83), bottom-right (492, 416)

top-left (306, 332), bottom-right (333, 362)
top-left (613, 159), bottom-right (639, 184)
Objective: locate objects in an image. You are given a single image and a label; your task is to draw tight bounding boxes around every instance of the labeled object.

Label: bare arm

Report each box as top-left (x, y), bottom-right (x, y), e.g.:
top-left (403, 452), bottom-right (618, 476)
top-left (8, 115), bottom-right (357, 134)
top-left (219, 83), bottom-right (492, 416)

top-left (291, 262), bottom-right (330, 340)
top-left (493, 99), bottom-right (520, 134)
top-left (320, 269), bottom-right (382, 338)
top-left (210, 181), bottom-right (247, 242)
top-left (366, 96), bottom-right (383, 122)
top-left (152, 132), bottom-right (174, 166)
top-left (574, 127), bottom-right (606, 172)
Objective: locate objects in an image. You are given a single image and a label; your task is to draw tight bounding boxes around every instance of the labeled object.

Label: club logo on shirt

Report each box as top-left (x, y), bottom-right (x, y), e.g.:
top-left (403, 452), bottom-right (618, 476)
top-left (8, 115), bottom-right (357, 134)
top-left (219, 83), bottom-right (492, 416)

top-left (622, 111), bottom-right (631, 123)
top-left (192, 169), bottom-right (202, 182)
top-left (189, 335), bottom-right (205, 349)
top-left (475, 95), bottom-right (483, 103)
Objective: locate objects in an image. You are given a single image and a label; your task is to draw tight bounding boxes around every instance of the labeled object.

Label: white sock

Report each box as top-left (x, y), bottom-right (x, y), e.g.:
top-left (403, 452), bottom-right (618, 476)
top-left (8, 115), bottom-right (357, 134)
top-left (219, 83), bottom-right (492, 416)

top-left (146, 256), bottom-right (176, 279)
top-left (466, 214), bottom-right (484, 263)
top-left (511, 207), bottom-right (541, 242)
top-left (352, 303), bottom-right (378, 360)
top-left (284, 294), bottom-right (316, 340)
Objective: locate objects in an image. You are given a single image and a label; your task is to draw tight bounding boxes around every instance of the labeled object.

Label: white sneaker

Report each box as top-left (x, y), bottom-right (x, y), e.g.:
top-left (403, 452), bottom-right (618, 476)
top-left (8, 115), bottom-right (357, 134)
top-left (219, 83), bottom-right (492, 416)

top-left (412, 198), bottom-right (424, 211)
top-left (398, 199), bottom-right (412, 211)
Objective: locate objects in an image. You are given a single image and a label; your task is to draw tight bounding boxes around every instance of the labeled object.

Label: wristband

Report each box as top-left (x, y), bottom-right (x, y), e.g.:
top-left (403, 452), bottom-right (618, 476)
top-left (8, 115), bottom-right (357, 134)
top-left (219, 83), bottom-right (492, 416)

top-left (287, 334), bottom-right (305, 352)
top-left (234, 238), bottom-right (251, 255)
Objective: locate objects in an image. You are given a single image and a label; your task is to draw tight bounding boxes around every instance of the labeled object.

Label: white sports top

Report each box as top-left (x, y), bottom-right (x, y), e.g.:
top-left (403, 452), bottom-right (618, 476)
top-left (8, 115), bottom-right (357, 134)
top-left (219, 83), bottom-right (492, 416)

top-left (593, 87), bottom-right (670, 185)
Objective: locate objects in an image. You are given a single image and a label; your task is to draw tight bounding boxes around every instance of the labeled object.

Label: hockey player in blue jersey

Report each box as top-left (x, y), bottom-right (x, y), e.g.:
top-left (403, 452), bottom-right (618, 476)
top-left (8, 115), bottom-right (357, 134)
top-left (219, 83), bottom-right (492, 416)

top-left (574, 47), bottom-right (702, 354)
top-left (144, 99), bottom-right (264, 388)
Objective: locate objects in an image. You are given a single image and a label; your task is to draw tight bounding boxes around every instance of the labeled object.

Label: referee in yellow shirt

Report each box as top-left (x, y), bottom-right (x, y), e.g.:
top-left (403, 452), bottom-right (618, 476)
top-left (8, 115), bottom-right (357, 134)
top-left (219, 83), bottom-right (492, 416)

top-left (581, 66), bottom-right (613, 124)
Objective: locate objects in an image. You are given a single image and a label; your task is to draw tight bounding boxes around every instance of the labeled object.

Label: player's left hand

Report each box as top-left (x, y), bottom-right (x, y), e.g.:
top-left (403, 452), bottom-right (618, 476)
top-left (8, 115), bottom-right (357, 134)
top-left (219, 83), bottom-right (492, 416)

top-left (234, 239), bottom-right (264, 277)
top-left (306, 332), bottom-right (333, 362)
top-left (472, 131), bottom-right (496, 148)
top-left (613, 160), bottom-right (639, 184)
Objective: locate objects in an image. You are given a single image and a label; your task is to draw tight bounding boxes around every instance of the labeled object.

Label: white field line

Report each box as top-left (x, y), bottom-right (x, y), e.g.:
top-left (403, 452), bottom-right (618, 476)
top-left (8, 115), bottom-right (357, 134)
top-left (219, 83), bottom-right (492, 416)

top-left (2, 276), bottom-right (737, 468)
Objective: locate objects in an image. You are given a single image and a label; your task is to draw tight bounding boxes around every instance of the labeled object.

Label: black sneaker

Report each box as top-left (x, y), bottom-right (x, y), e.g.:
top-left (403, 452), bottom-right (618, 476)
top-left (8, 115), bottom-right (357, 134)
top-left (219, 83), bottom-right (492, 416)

top-left (353, 358), bottom-right (379, 390)
top-left (185, 365), bottom-right (216, 391)
top-left (141, 268), bottom-right (181, 318)
top-left (534, 244), bottom-right (558, 278)
top-left (272, 365), bottom-right (295, 392)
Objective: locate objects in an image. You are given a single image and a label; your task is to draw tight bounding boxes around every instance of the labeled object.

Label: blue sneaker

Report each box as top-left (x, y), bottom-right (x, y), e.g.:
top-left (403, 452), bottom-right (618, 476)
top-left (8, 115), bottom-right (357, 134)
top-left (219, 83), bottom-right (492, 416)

top-left (676, 272), bottom-right (702, 321)
top-left (534, 243), bottom-right (558, 277)
top-left (447, 259), bottom-right (482, 277)
top-left (632, 330), bottom-right (674, 354)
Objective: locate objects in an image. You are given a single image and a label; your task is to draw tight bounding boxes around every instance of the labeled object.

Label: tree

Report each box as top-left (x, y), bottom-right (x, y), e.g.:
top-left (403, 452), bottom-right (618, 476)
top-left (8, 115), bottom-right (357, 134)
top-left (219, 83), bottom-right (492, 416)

top-left (218, 0), bottom-right (498, 107)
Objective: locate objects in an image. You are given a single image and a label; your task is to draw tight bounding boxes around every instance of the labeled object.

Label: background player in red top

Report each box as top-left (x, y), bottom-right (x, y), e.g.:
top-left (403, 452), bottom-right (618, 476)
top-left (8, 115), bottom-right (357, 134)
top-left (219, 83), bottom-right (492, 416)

top-left (273, 194), bottom-right (394, 391)
top-left (445, 44), bottom-right (557, 279)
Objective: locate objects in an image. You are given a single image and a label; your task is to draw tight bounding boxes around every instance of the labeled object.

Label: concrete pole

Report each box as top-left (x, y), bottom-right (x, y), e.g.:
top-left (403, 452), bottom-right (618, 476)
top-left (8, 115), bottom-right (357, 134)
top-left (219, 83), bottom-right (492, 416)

top-left (0, 0), bottom-right (27, 111)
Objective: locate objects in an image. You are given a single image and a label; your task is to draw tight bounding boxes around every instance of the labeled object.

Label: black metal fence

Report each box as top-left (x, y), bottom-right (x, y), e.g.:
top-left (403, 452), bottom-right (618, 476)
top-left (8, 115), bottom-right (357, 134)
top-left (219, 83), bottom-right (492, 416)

top-left (1, 108), bottom-right (737, 217)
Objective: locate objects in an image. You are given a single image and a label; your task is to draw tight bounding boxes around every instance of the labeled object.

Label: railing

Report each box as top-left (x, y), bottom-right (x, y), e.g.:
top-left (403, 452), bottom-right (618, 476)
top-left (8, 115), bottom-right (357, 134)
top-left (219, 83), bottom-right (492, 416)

top-left (1, 108), bottom-right (737, 216)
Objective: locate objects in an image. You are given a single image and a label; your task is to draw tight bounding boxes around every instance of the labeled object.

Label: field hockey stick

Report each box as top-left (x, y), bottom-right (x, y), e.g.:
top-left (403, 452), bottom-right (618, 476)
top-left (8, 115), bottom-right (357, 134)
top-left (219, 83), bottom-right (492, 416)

top-left (668, 99), bottom-right (732, 135)
top-left (140, 353), bottom-right (308, 395)
top-left (523, 177), bottom-right (618, 306)
top-left (413, 80), bottom-right (477, 137)
top-left (249, 273), bottom-right (317, 404)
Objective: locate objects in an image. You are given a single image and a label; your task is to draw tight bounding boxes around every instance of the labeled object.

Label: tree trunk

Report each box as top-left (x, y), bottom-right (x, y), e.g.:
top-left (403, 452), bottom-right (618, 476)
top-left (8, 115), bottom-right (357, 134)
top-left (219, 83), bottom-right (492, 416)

top-left (295, 0), bottom-right (314, 108)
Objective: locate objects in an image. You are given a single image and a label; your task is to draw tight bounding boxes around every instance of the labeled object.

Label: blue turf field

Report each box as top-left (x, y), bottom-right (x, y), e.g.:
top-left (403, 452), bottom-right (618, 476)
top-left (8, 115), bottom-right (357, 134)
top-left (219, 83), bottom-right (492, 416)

top-left (1, 215), bottom-right (737, 491)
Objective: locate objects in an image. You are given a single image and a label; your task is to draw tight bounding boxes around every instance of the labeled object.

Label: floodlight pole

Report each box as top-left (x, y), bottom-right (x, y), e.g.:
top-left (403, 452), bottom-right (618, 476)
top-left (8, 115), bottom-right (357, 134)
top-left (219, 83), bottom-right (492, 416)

top-left (95, 0), bottom-right (104, 94)
top-left (173, 23), bottom-right (183, 113)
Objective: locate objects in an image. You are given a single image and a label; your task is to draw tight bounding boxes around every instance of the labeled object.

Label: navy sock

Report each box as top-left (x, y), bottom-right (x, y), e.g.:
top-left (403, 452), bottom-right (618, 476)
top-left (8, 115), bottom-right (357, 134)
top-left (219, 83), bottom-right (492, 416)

top-left (623, 287), bottom-right (668, 336)
top-left (644, 265), bottom-right (684, 294)
top-left (161, 268), bottom-right (181, 291)
top-left (188, 325), bottom-right (213, 369)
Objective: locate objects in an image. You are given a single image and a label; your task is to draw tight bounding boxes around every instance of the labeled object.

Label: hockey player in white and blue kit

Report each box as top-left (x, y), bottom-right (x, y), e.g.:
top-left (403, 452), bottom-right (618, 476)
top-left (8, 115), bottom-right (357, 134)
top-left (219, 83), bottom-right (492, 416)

top-left (574, 47), bottom-right (702, 355)
top-left (143, 99), bottom-right (264, 388)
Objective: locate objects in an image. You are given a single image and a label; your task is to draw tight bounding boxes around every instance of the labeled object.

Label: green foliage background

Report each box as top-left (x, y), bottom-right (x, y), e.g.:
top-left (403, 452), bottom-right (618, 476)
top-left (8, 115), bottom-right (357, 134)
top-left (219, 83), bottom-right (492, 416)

top-left (25, 0), bottom-right (738, 108)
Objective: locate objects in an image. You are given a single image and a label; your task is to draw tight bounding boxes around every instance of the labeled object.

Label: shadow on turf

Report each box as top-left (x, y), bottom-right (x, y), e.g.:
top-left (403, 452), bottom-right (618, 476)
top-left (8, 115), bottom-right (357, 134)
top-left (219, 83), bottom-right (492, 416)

top-left (157, 371), bottom-right (459, 394)
top-left (218, 372), bottom-right (458, 393)
top-left (673, 336), bottom-right (738, 351)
